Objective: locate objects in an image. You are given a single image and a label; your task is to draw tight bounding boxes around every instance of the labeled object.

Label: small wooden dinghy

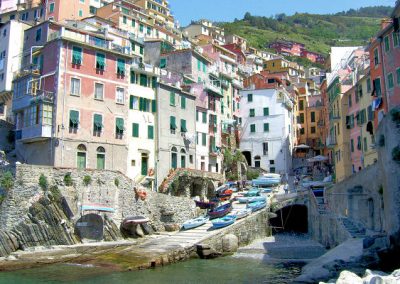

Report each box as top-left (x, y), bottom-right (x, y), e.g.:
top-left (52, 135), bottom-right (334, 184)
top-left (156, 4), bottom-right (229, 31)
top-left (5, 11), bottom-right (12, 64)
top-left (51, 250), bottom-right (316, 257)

top-left (182, 216), bottom-right (209, 230)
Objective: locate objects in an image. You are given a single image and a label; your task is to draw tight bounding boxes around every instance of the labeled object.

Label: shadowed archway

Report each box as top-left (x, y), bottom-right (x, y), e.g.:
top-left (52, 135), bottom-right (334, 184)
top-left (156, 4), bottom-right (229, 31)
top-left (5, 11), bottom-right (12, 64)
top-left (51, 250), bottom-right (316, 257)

top-left (270, 205), bottom-right (308, 233)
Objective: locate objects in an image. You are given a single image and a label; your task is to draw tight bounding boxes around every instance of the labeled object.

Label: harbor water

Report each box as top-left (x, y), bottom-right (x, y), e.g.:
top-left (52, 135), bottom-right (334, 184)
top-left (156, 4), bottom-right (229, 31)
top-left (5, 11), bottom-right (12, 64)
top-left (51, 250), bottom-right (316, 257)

top-left (0, 254), bottom-right (304, 283)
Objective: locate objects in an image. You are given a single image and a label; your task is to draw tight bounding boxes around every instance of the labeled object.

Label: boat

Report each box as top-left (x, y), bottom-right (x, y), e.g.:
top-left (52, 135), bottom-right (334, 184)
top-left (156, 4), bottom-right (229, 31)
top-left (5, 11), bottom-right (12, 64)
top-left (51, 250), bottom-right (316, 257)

top-left (237, 196), bottom-right (266, 204)
top-left (194, 200), bottom-right (217, 209)
top-left (252, 177), bottom-right (281, 187)
top-left (244, 188), bottom-right (260, 197)
top-left (247, 201), bottom-right (267, 212)
top-left (208, 203), bottom-right (232, 219)
top-left (182, 216), bottom-right (209, 230)
top-left (260, 187), bottom-right (273, 193)
top-left (122, 216), bottom-right (149, 229)
top-left (211, 215), bottom-right (237, 229)
top-left (230, 208), bottom-right (252, 219)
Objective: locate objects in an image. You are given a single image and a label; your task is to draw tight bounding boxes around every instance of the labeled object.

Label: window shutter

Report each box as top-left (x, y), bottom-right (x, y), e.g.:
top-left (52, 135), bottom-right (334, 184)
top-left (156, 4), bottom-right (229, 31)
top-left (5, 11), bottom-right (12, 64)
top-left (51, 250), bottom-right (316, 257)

top-left (170, 92), bottom-right (175, 106)
top-left (72, 47), bottom-right (82, 64)
top-left (152, 100), bottom-right (156, 113)
top-left (181, 119), bottom-right (187, 132)
top-left (96, 53), bottom-right (105, 69)
top-left (263, 107), bottom-right (269, 116)
top-left (170, 116), bottom-right (176, 130)
top-left (264, 123), bottom-right (269, 132)
top-left (132, 123), bottom-right (139, 137)
top-left (94, 114), bottom-right (103, 131)
top-left (181, 96), bottom-right (186, 109)
top-left (148, 125), bottom-right (154, 139)
top-left (116, 117), bottom-right (124, 132)
top-left (117, 58), bottom-right (125, 75)
top-left (69, 110), bottom-right (79, 128)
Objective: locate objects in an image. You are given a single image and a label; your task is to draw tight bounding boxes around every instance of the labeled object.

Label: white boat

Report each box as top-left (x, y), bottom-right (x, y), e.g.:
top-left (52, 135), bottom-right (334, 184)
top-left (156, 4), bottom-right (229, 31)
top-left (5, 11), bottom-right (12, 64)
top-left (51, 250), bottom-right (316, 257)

top-left (182, 216), bottom-right (209, 230)
top-left (230, 208), bottom-right (252, 219)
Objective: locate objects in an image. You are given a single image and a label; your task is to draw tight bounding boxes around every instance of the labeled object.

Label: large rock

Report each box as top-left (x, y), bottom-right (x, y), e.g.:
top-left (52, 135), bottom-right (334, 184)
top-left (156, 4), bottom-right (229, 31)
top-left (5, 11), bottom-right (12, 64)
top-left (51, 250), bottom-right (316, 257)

top-left (222, 234), bottom-right (238, 253)
top-left (335, 271), bottom-right (363, 284)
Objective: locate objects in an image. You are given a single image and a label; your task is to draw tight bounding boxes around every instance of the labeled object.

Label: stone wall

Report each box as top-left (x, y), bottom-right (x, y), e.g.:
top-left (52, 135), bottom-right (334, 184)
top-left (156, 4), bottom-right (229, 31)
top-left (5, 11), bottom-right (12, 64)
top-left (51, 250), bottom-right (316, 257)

top-left (0, 164), bottom-right (197, 256)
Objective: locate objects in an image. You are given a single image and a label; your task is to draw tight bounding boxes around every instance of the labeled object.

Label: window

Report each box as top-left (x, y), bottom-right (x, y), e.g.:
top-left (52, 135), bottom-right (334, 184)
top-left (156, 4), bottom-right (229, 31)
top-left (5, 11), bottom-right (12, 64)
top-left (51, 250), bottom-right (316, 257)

top-left (139, 24), bottom-right (144, 33)
top-left (117, 58), bottom-right (125, 76)
top-left (69, 110), bottom-right (79, 129)
top-left (72, 46), bottom-right (82, 65)
top-left (311, 111), bottom-right (315, 122)
top-left (397, 68), bottom-right (400, 86)
top-left (249, 108), bottom-right (255, 117)
top-left (96, 147), bottom-right (105, 170)
top-left (170, 116), bottom-right (177, 133)
top-left (132, 123), bottom-right (139, 137)
top-left (300, 113), bottom-right (304, 123)
top-left (160, 58), bottom-right (167, 69)
top-left (130, 70), bottom-right (137, 84)
top-left (270, 167), bottom-right (276, 173)
top-left (250, 124), bottom-right (256, 133)
top-left (171, 147), bottom-right (177, 169)
top-left (70, 78), bottom-right (80, 96)
top-left (129, 96), bottom-right (138, 110)
top-left (197, 59), bottom-right (201, 71)
top-left (89, 6), bottom-right (96, 14)
top-left (169, 92), bottom-right (175, 106)
top-left (147, 27), bottom-right (151, 35)
top-left (300, 128), bottom-right (305, 135)
top-left (263, 107), bottom-right (269, 116)
top-left (140, 46), bottom-right (144, 55)
top-left (181, 119), bottom-right (187, 132)
top-left (180, 149), bottom-right (186, 168)
top-left (384, 36), bottom-right (390, 52)
top-left (131, 19), bottom-right (135, 27)
top-left (201, 133), bottom-right (207, 146)
top-left (49, 3), bottom-right (55, 13)
top-left (122, 15), bottom-right (127, 24)
top-left (350, 139), bottom-right (354, 152)
top-left (202, 112), bottom-right (207, 123)
top-left (373, 48), bottom-right (379, 66)
top-left (116, 87), bottom-right (124, 104)
top-left (311, 126), bottom-right (316, 134)
top-left (78, 9), bottom-right (83, 17)
top-left (152, 100), bottom-right (156, 113)
top-left (116, 117), bottom-right (124, 137)
top-left (348, 93), bottom-right (352, 107)
top-left (263, 142), bottom-right (268, 155)
top-left (93, 114), bottom-right (103, 134)
top-left (247, 93), bottom-right (253, 102)
top-left (77, 144), bottom-right (86, 169)
top-left (96, 53), bottom-right (105, 70)
top-left (364, 137), bottom-right (368, 152)
top-left (367, 78), bottom-right (371, 93)
top-left (263, 123), bottom-right (269, 132)
top-left (94, 83), bottom-right (104, 100)
top-left (139, 74), bottom-right (147, 86)
top-left (148, 125), bottom-right (154, 139)
top-left (35, 28), bottom-right (41, 41)
top-left (388, 73), bottom-right (394, 89)
top-left (181, 96), bottom-right (186, 109)
top-left (373, 78), bottom-right (382, 97)
top-left (299, 100), bottom-right (304, 111)
top-left (394, 32), bottom-right (400, 47)
top-left (357, 136), bottom-right (362, 150)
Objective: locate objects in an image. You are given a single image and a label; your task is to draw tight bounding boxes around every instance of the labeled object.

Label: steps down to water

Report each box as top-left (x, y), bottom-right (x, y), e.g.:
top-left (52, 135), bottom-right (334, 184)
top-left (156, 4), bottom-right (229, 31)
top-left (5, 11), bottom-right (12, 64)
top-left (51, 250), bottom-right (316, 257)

top-left (340, 218), bottom-right (366, 238)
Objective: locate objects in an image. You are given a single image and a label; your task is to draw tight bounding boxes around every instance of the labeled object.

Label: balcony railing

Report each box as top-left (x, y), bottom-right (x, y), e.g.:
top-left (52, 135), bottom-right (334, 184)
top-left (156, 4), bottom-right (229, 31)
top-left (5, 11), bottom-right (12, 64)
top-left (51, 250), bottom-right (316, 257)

top-left (204, 81), bottom-right (222, 97)
top-left (232, 78), bottom-right (243, 89)
top-left (326, 136), bottom-right (337, 147)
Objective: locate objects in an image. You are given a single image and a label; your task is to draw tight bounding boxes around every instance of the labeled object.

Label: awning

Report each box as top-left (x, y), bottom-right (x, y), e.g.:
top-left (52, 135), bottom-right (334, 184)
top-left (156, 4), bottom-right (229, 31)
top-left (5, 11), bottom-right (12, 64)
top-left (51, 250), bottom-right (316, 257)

top-left (294, 144), bottom-right (310, 149)
top-left (307, 155), bottom-right (328, 163)
top-left (116, 118), bottom-right (124, 131)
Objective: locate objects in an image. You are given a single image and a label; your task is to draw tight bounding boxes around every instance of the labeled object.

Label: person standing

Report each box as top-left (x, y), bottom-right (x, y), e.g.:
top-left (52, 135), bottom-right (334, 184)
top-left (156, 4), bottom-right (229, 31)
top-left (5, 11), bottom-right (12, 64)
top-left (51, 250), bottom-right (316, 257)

top-left (284, 183), bottom-right (289, 194)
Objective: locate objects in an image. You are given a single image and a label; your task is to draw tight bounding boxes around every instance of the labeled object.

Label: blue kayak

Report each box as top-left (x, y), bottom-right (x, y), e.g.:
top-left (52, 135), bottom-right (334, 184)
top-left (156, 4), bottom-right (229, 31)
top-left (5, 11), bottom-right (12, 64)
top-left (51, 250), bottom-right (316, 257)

top-left (212, 215), bottom-right (237, 229)
top-left (182, 216), bottom-right (209, 230)
top-left (247, 200), bottom-right (267, 212)
top-left (237, 196), bottom-right (267, 204)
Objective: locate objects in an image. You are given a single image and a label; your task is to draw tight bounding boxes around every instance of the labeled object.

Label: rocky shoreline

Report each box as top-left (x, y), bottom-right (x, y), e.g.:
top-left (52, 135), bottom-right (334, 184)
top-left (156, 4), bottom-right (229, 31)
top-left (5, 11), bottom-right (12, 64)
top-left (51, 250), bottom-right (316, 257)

top-left (320, 269), bottom-right (400, 284)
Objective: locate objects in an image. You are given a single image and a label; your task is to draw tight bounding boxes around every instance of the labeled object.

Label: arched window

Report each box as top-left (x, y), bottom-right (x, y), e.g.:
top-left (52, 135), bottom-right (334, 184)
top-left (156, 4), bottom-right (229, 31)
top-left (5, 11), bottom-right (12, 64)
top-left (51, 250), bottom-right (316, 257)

top-left (77, 144), bottom-right (87, 169)
top-left (171, 147), bottom-right (178, 169)
top-left (254, 155), bottom-right (261, 168)
top-left (96, 146), bottom-right (105, 170)
top-left (180, 149), bottom-right (186, 168)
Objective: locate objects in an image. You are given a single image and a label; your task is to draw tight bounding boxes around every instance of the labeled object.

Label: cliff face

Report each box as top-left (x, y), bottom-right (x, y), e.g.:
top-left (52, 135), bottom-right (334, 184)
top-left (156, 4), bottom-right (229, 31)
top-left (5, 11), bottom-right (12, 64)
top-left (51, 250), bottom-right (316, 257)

top-left (0, 165), bottom-right (197, 257)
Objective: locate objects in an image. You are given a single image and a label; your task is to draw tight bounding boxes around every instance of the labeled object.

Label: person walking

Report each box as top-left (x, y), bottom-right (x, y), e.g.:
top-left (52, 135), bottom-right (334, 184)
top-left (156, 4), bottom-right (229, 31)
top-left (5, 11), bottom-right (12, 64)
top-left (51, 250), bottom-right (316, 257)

top-left (284, 183), bottom-right (289, 194)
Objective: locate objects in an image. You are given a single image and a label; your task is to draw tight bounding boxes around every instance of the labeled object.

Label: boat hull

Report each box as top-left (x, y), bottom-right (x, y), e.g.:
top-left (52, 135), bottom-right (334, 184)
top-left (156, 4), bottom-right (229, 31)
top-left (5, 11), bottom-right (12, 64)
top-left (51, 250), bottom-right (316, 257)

top-left (238, 196), bottom-right (266, 204)
top-left (182, 217), bottom-right (209, 230)
top-left (208, 203), bottom-right (232, 219)
top-left (247, 201), bottom-right (267, 212)
top-left (212, 216), bottom-right (236, 229)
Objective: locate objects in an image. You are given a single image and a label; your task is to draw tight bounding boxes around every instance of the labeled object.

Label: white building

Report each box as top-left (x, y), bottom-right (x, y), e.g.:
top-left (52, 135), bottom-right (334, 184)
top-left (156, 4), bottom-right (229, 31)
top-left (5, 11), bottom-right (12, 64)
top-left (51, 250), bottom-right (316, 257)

top-left (239, 88), bottom-right (294, 174)
top-left (0, 20), bottom-right (29, 122)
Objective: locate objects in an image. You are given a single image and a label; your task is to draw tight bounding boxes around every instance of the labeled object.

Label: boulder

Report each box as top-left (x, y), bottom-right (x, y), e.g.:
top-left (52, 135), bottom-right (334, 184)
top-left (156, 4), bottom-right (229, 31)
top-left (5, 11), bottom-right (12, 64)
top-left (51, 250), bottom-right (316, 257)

top-left (164, 223), bottom-right (180, 232)
top-left (336, 271), bottom-right (363, 284)
top-left (222, 234), bottom-right (239, 253)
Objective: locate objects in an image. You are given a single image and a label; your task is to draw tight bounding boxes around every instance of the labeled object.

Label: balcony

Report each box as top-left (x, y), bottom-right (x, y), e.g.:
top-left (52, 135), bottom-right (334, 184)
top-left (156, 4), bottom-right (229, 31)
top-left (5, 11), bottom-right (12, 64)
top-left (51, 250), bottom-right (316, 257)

top-left (13, 90), bottom-right (54, 111)
top-left (232, 78), bottom-right (243, 89)
top-left (329, 113), bottom-right (341, 122)
top-left (326, 136), bottom-right (337, 148)
top-left (17, 124), bottom-right (52, 143)
top-left (204, 81), bottom-right (222, 97)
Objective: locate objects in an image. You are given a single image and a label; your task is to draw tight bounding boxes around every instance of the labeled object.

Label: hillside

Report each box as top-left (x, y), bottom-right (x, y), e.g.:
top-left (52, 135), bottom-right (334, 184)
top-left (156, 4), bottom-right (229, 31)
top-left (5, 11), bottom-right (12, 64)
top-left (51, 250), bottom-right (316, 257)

top-left (220, 7), bottom-right (392, 56)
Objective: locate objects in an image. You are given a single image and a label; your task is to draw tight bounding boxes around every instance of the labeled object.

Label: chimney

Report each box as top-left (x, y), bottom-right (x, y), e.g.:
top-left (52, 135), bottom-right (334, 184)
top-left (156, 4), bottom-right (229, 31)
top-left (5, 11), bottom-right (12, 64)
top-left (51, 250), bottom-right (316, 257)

top-left (381, 18), bottom-right (393, 29)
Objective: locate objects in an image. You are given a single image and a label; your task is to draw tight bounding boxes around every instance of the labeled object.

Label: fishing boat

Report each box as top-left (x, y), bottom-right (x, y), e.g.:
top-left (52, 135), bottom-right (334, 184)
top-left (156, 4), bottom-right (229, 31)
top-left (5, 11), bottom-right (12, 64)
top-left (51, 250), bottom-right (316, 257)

top-left (244, 188), bottom-right (260, 197)
top-left (122, 216), bottom-right (149, 229)
top-left (230, 208), bottom-right (252, 219)
top-left (194, 200), bottom-right (217, 209)
top-left (237, 196), bottom-right (266, 204)
top-left (247, 200), bottom-right (267, 212)
top-left (211, 215), bottom-right (237, 229)
top-left (208, 202), bottom-right (232, 219)
top-left (182, 216), bottom-right (209, 230)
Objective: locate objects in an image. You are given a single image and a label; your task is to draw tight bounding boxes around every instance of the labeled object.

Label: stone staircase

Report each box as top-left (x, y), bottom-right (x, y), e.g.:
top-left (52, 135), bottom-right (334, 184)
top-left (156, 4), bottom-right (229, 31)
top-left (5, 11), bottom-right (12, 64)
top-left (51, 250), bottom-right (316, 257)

top-left (341, 217), bottom-right (366, 238)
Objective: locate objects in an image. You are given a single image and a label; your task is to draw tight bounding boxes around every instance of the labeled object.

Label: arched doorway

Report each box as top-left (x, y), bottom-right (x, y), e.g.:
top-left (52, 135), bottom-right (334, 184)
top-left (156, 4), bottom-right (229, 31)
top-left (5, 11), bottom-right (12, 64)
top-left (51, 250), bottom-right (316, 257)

top-left (269, 205), bottom-right (308, 233)
top-left (77, 144), bottom-right (87, 169)
top-left (242, 151), bottom-right (251, 167)
top-left (180, 149), bottom-right (186, 168)
top-left (171, 147), bottom-right (178, 169)
top-left (96, 146), bottom-right (105, 170)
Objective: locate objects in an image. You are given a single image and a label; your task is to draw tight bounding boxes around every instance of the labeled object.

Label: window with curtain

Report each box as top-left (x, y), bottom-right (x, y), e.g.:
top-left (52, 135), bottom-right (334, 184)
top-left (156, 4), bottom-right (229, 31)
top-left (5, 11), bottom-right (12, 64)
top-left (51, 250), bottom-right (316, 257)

top-left (117, 58), bottom-right (125, 76)
top-left (69, 110), bottom-right (79, 129)
top-left (116, 87), bottom-right (124, 104)
top-left (70, 78), bottom-right (80, 96)
top-left (96, 53), bottom-right (105, 70)
top-left (94, 83), bottom-right (104, 100)
top-left (72, 46), bottom-right (82, 65)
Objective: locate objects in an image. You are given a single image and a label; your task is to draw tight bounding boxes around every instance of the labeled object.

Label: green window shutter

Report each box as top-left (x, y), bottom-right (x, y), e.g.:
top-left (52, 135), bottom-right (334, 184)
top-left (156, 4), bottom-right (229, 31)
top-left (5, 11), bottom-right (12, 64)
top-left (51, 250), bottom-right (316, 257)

top-left (202, 133), bottom-right (206, 146)
top-left (148, 125), bottom-right (154, 139)
top-left (152, 100), bottom-right (156, 113)
top-left (264, 123), bottom-right (269, 132)
top-left (250, 124), bottom-right (256, 133)
top-left (140, 74), bottom-right (147, 87)
top-left (196, 111), bottom-right (199, 121)
top-left (203, 62), bottom-right (206, 72)
top-left (181, 96), bottom-right (186, 109)
top-left (129, 95), bottom-right (134, 109)
top-left (123, 15), bottom-right (127, 24)
top-left (350, 139), bottom-right (354, 152)
top-left (140, 24), bottom-right (144, 32)
top-left (132, 123), bottom-right (139, 137)
top-left (181, 119), bottom-right (187, 132)
top-left (152, 76), bottom-right (157, 89)
top-left (140, 46), bottom-right (144, 55)
top-left (397, 68), bottom-right (400, 85)
top-left (197, 59), bottom-right (201, 71)
top-left (130, 70), bottom-right (136, 84)
top-left (69, 110), bottom-right (79, 128)
top-left (170, 116), bottom-right (177, 130)
top-left (170, 92), bottom-right (175, 106)
top-left (250, 109), bottom-right (255, 117)
top-left (116, 117), bottom-right (124, 134)
top-left (131, 19), bottom-right (135, 27)
top-left (96, 53), bottom-right (105, 70)
top-left (311, 112), bottom-right (315, 122)
top-left (221, 101), bottom-right (224, 114)
top-left (72, 46), bottom-right (82, 64)
top-left (202, 112), bottom-right (207, 123)
top-left (248, 93), bottom-right (253, 102)
top-left (160, 58), bottom-right (167, 69)
top-left (117, 58), bottom-right (125, 75)
top-left (263, 107), bottom-right (269, 116)
top-left (94, 114), bottom-right (103, 131)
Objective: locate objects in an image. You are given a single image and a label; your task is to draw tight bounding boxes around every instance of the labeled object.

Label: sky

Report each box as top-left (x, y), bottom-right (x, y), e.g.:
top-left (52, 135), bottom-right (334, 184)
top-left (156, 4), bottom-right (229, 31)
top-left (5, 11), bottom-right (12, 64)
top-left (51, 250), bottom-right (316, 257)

top-left (169, 0), bottom-right (396, 27)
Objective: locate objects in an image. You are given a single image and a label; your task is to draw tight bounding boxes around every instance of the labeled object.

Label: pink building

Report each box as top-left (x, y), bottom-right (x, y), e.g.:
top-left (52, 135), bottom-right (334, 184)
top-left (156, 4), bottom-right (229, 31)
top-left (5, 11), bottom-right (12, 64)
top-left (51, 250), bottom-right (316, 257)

top-left (13, 20), bottom-right (132, 170)
top-left (269, 40), bottom-right (305, 57)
